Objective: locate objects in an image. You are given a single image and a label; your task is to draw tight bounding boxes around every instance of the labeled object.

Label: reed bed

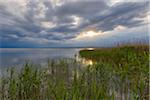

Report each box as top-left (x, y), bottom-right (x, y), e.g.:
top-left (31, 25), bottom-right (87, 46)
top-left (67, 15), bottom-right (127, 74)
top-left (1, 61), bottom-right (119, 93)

top-left (0, 45), bottom-right (149, 100)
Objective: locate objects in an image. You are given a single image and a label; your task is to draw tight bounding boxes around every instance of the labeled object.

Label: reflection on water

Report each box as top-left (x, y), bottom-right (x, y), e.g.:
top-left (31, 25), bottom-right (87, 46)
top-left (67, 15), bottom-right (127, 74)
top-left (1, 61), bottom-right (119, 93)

top-left (0, 48), bottom-right (80, 68)
top-left (81, 59), bottom-right (93, 65)
top-left (76, 48), bottom-right (94, 66)
top-left (0, 48), bottom-right (95, 69)
top-left (75, 55), bottom-right (93, 66)
top-left (86, 48), bottom-right (95, 50)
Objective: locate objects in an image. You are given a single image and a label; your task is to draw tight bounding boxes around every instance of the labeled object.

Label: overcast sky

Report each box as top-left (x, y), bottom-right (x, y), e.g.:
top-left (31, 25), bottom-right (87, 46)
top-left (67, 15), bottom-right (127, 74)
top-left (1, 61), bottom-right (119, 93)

top-left (0, 0), bottom-right (149, 48)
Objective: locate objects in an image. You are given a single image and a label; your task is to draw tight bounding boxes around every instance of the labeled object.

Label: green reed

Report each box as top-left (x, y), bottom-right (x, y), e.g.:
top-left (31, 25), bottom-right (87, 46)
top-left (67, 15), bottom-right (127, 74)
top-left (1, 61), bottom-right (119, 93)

top-left (0, 45), bottom-right (149, 100)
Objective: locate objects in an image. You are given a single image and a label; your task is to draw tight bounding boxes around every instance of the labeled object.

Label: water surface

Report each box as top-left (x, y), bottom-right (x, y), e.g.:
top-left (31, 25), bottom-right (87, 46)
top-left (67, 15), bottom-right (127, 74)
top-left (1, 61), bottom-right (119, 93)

top-left (0, 48), bottom-right (81, 68)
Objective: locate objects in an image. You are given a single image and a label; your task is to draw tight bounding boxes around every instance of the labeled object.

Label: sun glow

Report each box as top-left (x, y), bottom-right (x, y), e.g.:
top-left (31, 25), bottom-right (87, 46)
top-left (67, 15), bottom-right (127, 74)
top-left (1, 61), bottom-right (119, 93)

top-left (76, 30), bottom-right (102, 39)
top-left (84, 31), bottom-right (98, 37)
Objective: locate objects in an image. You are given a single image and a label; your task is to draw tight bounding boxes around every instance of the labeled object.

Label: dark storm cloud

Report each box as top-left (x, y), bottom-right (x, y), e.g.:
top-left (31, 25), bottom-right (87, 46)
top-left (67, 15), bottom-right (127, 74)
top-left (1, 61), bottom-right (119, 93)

top-left (55, 1), bottom-right (108, 18)
top-left (0, 0), bottom-right (149, 47)
top-left (85, 2), bottom-right (149, 31)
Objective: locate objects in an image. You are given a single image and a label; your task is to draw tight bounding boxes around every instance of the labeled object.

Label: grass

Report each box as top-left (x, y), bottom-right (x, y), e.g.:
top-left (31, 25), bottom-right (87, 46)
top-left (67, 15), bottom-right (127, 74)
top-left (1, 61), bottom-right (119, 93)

top-left (0, 45), bottom-right (149, 100)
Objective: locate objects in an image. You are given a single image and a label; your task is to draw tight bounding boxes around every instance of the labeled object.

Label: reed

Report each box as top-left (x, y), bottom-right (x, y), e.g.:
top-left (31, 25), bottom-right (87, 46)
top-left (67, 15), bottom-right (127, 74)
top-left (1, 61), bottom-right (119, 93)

top-left (0, 45), bottom-right (149, 100)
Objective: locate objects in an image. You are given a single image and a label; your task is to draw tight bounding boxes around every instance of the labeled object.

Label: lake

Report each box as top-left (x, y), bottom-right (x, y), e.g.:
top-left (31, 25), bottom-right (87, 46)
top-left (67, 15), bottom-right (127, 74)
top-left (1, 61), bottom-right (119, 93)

top-left (0, 48), bottom-right (81, 68)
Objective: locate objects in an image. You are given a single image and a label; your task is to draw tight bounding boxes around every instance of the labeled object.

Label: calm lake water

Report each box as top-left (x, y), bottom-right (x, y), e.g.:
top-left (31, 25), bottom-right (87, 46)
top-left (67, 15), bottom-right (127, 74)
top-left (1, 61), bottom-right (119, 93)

top-left (0, 48), bottom-right (81, 68)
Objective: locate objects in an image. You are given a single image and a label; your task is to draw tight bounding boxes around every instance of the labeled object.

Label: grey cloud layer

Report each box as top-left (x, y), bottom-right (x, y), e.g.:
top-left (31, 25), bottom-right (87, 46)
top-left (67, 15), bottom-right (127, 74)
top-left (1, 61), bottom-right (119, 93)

top-left (0, 0), bottom-right (149, 47)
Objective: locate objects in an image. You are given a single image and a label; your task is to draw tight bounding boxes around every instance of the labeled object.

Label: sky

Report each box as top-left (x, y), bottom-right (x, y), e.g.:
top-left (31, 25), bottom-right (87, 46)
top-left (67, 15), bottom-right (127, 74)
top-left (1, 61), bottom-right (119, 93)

top-left (0, 0), bottom-right (149, 48)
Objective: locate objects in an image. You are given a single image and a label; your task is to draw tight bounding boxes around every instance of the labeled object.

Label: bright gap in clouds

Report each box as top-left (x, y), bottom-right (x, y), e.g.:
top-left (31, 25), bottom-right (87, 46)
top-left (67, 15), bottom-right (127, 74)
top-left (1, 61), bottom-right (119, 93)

top-left (41, 21), bottom-right (56, 28)
top-left (76, 30), bottom-right (103, 39)
top-left (71, 16), bottom-right (81, 26)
